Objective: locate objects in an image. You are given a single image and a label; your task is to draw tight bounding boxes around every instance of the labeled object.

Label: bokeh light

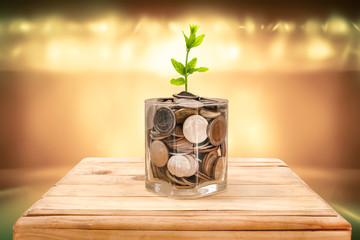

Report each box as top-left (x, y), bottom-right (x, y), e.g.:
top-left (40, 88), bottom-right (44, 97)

top-left (0, 13), bottom-right (359, 72)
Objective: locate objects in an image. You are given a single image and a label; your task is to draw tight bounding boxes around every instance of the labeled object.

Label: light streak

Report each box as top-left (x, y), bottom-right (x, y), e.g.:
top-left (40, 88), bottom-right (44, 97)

top-left (272, 23), bottom-right (279, 32)
top-left (352, 22), bottom-right (360, 32)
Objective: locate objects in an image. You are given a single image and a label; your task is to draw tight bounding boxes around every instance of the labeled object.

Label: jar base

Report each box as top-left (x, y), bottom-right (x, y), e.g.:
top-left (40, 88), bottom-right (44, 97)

top-left (145, 180), bottom-right (227, 199)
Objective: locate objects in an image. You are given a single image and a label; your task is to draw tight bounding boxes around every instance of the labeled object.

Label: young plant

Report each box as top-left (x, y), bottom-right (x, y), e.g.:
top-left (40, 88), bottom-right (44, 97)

top-left (170, 24), bottom-right (209, 92)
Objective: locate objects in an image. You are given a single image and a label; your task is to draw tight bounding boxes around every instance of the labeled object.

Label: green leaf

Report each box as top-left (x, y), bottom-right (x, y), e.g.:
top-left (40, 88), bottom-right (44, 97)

top-left (192, 34), bottom-right (205, 48)
top-left (171, 58), bottom-right (185, 75)
top-left (182, 31), bottom-right (188, 44)
top-left (186, 33), bottom-right (196, 49)
top-left (189, 24), bottom-right (199, 35)
top-left (190, 67), bottom-right (209, 73)
top-left (187, 57), bottom-right (197, 70)
top-left (170, 77), bottom-right (185, 86)
top-left (197, 67), bottom-right (209, 72)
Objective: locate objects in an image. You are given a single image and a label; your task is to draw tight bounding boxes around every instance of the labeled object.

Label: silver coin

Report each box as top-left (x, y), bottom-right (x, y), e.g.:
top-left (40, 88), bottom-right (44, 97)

top-left (153, 107), bottom-right (176, 134)
top-left (175, 99), bottom-right (204, 108)
top-left (183, 115), bottom-right (208, 144)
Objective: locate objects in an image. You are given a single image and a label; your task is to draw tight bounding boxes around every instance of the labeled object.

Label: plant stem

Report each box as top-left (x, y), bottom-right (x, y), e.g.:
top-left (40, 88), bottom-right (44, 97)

top-left (184, 49), bottom-right (190, 92)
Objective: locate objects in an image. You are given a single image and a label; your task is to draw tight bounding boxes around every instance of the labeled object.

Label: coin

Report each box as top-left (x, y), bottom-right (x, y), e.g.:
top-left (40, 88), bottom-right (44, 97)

top-left (207, 116), bottom-right (227, 146)
top-left (202, 150), bottom-right (218, 177)
top-left (164, 137), bottom-right (193, 151)
top-left (198, 145), bottom-right (219, 153)
top-left (175, 108), bottom-right (198, 124)
top-left (150, 162), bottom-right (159, 179)
top-left (150, 140), bottom-right (169, 167)
top-left (157, 97), bottom-right (174, 102)
top-left (150, 129), bottom-right (170, 140)
top-left (196, 171), bottom-right (212, 181)
top-left (173, 91), bottom-right (199, 100)
top-left (181, 177), bottom-right (196, 186)
top-left (220, 142), bottom-right (227, 156)
top-left (184, 155), bottom-right (199, 177)
top-left (200, 108), bottom-right (221, 118)
top-left (183, 115), bottom-right (208, 144)
top-left (153, 107), bottom-right (176, 134)
top-left (165, 170), bottom-right (188, 185)
top-left (213, 157), bottom-right (225, 180)
top-left (146, 105), bottom-right (156, 129)
top-left (167, 155), bottom-right (190, 177)
top-left (175, 99), bottom-right (204, 108)
top-left (171, 125), bottom-right (184, 137)
top-left (157, 166), bottom-right (170, 182)
top-left (167, 155), bottom-right (198, 177)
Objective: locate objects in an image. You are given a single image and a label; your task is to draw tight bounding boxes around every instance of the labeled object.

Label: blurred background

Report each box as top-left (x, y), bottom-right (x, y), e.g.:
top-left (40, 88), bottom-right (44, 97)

top-left (1, 0), bottom-right (359, 239)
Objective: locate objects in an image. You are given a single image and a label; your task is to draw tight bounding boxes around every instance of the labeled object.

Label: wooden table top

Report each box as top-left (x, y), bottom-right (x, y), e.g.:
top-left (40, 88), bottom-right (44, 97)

top-left (13, 158), bottom-right (351, 240)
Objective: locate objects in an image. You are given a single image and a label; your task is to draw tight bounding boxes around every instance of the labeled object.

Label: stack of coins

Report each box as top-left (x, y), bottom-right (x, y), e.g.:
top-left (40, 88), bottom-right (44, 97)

top-left (146, 92), bottom-right (228, 189)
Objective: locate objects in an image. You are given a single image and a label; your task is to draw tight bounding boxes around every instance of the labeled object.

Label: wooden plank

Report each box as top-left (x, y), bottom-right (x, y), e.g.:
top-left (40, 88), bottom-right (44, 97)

top-left (14, 215), bottom-right (351, 231)
top-left (60, 168), bottom-right (301, 185)
top-left (25, 208), bottom-right (337, 217)
top-left (81, 157), bottom-right (286, 164)
top-left (75, 161), bottom-right (287, 168)
top-left (13, 229), bottom-right (351, 240)
top-left (71, 165), bottom-right (297, 176)
top-left (27, 196), bottom-right (333, 215)
top-left (47, 184), bottom-right (315, 197)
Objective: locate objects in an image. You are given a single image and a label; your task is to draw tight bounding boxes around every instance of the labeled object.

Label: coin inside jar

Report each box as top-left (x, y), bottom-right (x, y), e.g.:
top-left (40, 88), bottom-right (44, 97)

top-left (175, 99), bottom-right (204, 108)
top-left (183, 115), bottom-right (208, 144)
top-left (207, 116), bottom-right (227, 146)
top-left (200, 107), bottom-right (221, 118)
top-left (202, 150), bottom-right (219, 177)
top-left (171, 125), bottom-right (184, 137)
top-left (167, 155), bottom-right (198, 178)
top-left (213, 156), bottom-right (225, 180)
top-left (153, 107), bottom-right (176, 134)
top-left (184, 155), bottom-right (199, 177)
top-left (146, 105), bottom-right (156, 130)
top-left (150, 140), bottom-right (169, 167)
top-left (175, 108), bottom-right (198, 124)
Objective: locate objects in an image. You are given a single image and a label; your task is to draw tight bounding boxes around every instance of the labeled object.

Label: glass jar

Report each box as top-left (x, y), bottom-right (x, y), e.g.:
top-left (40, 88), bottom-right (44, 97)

top-left (145, 93), bottom-right (228, 198)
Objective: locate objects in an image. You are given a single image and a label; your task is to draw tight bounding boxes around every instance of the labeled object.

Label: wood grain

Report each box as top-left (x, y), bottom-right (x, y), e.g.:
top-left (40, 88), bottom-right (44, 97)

top-left (14, 229), bottom-right (351, 240)
top-left (13, 158), bottom-right (351, 240)
top-left (46, 184), bottom-right (315, 197)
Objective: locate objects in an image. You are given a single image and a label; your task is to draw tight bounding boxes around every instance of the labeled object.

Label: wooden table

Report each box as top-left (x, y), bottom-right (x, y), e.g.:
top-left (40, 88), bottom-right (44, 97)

top-left (13, 158), bottom-right (351, 239)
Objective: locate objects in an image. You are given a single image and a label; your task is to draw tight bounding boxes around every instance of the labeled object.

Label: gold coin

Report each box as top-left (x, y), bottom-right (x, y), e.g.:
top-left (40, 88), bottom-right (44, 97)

top-left (146, 105), bottom-right (156, 130)
top-left (171, 125), bottom-right (184, 137)
top-left (200, 108), bottom-right (221, 118)
top-left (207, 116), bottom-right (227, 146)
top-left (150, 140), bottom-right (169, 167)
top-left (165, 170), bottom-right (188, 185)
top-left (175, 108), bottom-right (198, 124)
top-left (202, 150), bottom-right (218, 177)
top-left (213, 157), bottom-right (225, 180)
top-left (220, 142), bottom-right (227, 156)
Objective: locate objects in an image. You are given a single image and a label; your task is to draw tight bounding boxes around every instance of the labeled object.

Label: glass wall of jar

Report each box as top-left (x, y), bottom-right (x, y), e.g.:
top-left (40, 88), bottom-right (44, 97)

top-left (145, 93), bottom-right (228, 198)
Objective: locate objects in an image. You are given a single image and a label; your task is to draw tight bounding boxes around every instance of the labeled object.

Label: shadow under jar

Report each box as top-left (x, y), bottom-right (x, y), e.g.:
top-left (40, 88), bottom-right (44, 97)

top-left (145, 93), bottom-right (228, 198)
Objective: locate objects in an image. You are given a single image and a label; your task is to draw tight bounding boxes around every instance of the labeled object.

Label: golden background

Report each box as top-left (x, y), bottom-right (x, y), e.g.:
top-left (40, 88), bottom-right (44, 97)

top-left (0, 1), bottom-right (359, 239)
